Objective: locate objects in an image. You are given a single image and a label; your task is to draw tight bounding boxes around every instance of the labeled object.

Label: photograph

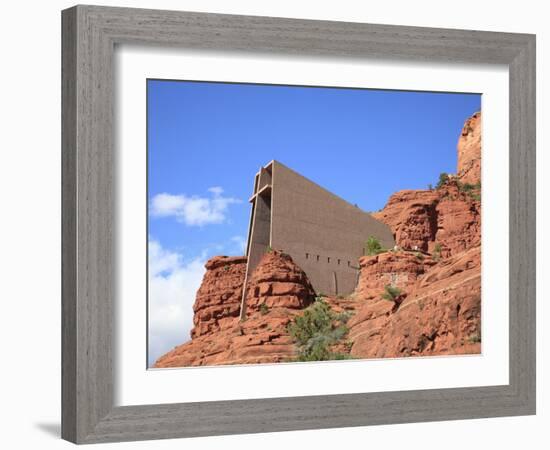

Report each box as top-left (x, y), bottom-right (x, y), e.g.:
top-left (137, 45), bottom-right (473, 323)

top-left (147, 80), bottom-right (482, 368)
top-left (1, 0), bottom-right (542, 447)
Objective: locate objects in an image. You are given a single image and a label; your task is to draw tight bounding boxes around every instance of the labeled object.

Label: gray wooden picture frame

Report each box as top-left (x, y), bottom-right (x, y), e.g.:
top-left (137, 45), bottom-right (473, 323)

top-left (61, 4), bottom-right (536, 444)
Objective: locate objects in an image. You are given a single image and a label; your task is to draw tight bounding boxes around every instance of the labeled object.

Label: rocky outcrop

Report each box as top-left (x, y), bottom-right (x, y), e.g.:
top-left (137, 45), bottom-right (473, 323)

top-left (373, 112), bottom-right (481, 257)
top-left (154, 251), bottom-right (314, 367)
top-left (349, 246), bottom-right (481, 358)
top-left (355, 251), bottom-right (435, 300)
top-left (154, 307), bottom-right (298, 367)
top-left (244, 250), bottom-right (315, 314)
top-left (373, 182), bottom-right (480, 257)
top-left (373, 190), bottom-right (439, 253)
top-left (190, 256), bottom-right (247, 339)
top-left (434, 184), bottom-right (481, 256)
top-left (457, 112), bottom-right (481, 184)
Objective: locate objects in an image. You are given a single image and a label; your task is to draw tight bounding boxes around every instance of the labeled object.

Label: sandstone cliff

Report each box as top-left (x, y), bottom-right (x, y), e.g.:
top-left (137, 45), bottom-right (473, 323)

top-left (373, 111), bottom-right (481, 257)
top-left (347, 246), bottom-right (480, 358)
top-left (457, 111), bottom-right (481, 184)
top-left (154, 251), bottom-right (314, 367)
top-left (154, 111), bottom-right (482, 367)
top-left (190, 256), bottom-right (247, 339)
top-left (372, 180), bottom-right (480, 257)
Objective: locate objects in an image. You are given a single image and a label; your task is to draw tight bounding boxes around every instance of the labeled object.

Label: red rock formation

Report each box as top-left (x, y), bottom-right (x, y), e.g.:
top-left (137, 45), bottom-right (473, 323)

top-left (154, 112), bottom-right (482, 367)
top-left (244, 250), bottom-right (315, 313)
top-left (154, 307), bottom-right (299, 367)
top-left (373, 182), bottom-right (480, 257)
top-left (373, 112), bottom-right (481, 256)
top-left (349, 246), bottom-right (481, 358)
top-left (457, 112), bottom-right (481, 184)
top-left (435, 185), bottom-right (481, 256)
top-left (355, 250), bottom-right (435, 300)
top-left (154, 250), bottom-right (314, 367)
top-left (190, 256), bottom-right (247, 339)
top-left (373, 190), bottom-right (439, 252)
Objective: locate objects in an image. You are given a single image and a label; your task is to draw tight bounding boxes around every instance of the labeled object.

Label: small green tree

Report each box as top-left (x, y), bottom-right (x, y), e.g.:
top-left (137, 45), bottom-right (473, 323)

top-left (432, 243), bottom-right (442, 261)
top-left (460, 182), bottom-right (475, 192)
top-left (436, 172), bottom-right (449, 189)
top-left (288, 300), bottom-right (352, 362)
top-left (381, 284), bottom-right (402, 302)
top-left (365, 235), bottom-right (384, 256)
top-left (259, 303), bottom-right (269, 315)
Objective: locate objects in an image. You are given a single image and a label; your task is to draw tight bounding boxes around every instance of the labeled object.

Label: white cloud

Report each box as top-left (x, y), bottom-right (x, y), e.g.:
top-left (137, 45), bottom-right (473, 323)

top-left (148, 240), bottom-right (206, 366)
top-left (207, 186), bottom-right (224, 196)
top-left (150, 187), bottom-right (240, 226)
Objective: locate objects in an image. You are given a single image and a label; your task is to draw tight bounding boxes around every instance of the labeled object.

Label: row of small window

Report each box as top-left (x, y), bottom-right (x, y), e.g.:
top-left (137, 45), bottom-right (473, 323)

top-left (305, 253), bottom-right (351, 267)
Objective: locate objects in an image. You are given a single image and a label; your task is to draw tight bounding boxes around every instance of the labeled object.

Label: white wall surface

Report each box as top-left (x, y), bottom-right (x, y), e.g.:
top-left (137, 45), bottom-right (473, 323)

top-left (0, 1), bottom-right (546, 449)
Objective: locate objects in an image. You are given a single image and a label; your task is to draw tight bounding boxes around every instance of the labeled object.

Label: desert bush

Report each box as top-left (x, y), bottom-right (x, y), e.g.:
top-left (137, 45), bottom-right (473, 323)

top-left (381, 284), bottom-right (402, 302)
top-left (364, 235), bottom-right (384, 256)
top-left (458, 181), bottom-right (481, 192)
top-left (259, 303), bottom-right (269, 315)
top-left (432, 243), bottom-right (442, 261)
top-left (436, 172), bottom-right (449, 189)
top-left (288, 299), bottom-right (352, 362)
top-left (414, 251), bottom-right (424, 261)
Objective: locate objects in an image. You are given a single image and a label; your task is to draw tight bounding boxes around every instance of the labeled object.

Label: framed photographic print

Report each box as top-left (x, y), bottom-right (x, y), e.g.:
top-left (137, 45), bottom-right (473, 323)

top-left (62, 5), bottom-right (536, 444)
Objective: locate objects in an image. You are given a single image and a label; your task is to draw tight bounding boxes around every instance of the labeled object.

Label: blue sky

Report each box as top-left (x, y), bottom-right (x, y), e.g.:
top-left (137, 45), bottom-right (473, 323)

top-left (147, 79), bottom-right (480, 366)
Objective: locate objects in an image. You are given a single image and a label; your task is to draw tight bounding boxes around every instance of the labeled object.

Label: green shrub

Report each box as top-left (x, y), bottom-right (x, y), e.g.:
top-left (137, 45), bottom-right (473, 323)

top-left (259, 303), bottom-right (269, 315)
top-left (265, 245), bottom-right (273, 253)
top-left (458, 181), bottom-right (481, 192)
top-left (460, 182), bottom-right (474, 192)
top-left (381, 284), bottom-right (402, 302)
top-left (287, 299), bottom-right (352, 362)
top-left (432, 243), bottom-right (442, 261)
top-left (468, 332), bottom-right (481, 343)
top-left (436, 172), bottom-right (449, 189)
top-left (364, 235), bottom-right (384, 256)
top-left (456, 181), bottom-right (481, 201)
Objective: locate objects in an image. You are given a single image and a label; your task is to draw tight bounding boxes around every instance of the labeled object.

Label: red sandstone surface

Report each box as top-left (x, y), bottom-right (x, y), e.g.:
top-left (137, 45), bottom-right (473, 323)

top-left (457, 111), bottom-right (481, 184)
top-left (372, 181), bottom-right (480, 257)
top-left (347, 245), bottom-right (481, 358)
top-left (244, 250), bottom-right (315, 313)
top-left (154, 112), bottom-right (482, 367)
top-left (190, 256), bottom-right (247, 339)
top-left (154, 251), bottom-right (315, 367)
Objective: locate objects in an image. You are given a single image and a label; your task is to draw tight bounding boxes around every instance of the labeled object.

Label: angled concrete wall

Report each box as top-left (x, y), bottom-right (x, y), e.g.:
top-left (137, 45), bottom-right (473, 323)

top-left (241, 160), bottom-right (394, 317)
